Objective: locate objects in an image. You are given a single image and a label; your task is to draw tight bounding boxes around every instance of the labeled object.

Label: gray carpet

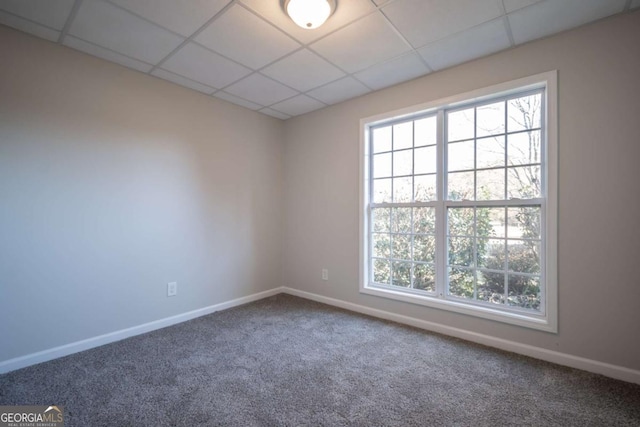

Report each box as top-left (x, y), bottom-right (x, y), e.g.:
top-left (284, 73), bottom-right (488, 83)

top-left (1, 294), bottom-right (639, 426)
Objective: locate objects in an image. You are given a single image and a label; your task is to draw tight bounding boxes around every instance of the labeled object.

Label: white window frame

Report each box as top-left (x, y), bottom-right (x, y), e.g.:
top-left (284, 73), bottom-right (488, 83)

top-left (359, 71), bottom-right (558, 333)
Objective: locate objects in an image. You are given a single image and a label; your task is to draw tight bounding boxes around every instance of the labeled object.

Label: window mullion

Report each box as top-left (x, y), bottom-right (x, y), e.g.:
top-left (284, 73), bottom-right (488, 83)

top-left (436, 109), bottom-right (446, 298)
top-left (472, 106), bottom-right (478, 301)
top-left (410, 121), bottom-right (415, 289)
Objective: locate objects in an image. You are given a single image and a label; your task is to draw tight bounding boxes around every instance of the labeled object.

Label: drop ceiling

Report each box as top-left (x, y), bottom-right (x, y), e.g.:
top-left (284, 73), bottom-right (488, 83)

top-left (0, 0), bottom-right (636, 119)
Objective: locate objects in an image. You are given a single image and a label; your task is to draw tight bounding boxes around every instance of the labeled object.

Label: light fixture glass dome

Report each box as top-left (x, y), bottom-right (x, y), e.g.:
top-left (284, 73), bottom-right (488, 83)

top-left (285, 0), bottom-right (335, 30)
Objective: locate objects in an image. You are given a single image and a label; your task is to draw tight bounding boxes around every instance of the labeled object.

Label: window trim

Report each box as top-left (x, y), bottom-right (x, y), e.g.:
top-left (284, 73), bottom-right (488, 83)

top-left (359, 71), bottom-right (558, 333)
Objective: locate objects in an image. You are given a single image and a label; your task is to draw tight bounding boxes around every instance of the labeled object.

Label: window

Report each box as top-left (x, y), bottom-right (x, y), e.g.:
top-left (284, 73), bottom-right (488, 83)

top-left (360, 72), bottom-right (557, 332)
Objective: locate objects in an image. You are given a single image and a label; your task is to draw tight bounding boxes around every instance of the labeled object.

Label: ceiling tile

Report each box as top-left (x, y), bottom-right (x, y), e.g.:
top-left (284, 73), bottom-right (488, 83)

top-left (509, 0), bottom-right (627, 44)
top-left (418, 19), bottom-right (510, 71)
top-left (238, 0), bottom-right (376, 44)
top-left (311, 13), bottom-right (411, 73)
top-left (354, 52), bottom-right (429, 90)
top-left (0, 9), bottom-right (60, 41)
top-left (260, 108), bottom-right (291, 120)
top-left (161, 42), bottom-right (251, 89)
top-left (0, 0), bottom-right (75, 30)
top-left (195, 4), bottom-right (300, 69)
top-left (213, 91), bottom-right (263, 110)
top-left (151, 68), bottom-right (216, 94)
top-left (261, 49), bottom-right (345, 92)
top-left (69, 0), bottom-right (184, 64)
top-left (382, 0), bottom-right (503, 48)
top-left (270, 95), bottom-right (325, 116)
top-left (306, 77), bottom-right (370, 105)
top-left (502, 0), bottom-right (543, 13)
top-left (107, 0), bottom-right (229, 37)
top-left (224, 73), bottom-right (298, 106)
top-left (64, 35), bottom-right (153, 73)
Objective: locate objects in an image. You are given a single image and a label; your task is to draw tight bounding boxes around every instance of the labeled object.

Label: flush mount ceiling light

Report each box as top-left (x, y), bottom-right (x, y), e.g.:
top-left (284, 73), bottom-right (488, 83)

top-left (284, 0), bottom-right (337, 30)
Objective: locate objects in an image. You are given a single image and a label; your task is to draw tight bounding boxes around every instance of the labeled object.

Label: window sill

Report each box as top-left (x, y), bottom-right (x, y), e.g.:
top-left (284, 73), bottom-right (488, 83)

top-left (361, 284), bottom-right (557, 333)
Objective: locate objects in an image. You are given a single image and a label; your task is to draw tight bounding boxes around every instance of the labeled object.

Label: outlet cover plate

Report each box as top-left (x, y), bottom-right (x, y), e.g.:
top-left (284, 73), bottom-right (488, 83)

top-left (167, 282), bottom-right (177, 297)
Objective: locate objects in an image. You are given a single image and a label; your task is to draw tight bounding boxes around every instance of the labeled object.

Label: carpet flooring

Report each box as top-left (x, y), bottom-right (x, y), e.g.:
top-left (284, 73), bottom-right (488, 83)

top-left (1, 294), bottom-right (639, 426)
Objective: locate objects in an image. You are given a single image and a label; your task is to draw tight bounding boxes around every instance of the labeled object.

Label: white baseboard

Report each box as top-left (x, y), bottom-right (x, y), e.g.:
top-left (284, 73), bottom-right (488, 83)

top-left (4, 285), bottom-right (639, 385)
top-left (281, 287), bottom-right (640, 385)
top-left (0, 287), bottom-right (285, 374)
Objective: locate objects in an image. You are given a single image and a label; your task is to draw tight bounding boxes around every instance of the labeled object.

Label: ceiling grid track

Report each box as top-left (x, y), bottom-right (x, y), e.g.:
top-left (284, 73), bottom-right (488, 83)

top-left (148, 0), bottom-right (237, 74)
top-left (57, 0), bottom-right (83, 44)
top-left (500, 1), bottom-right (516, 47)
top-left (375, 6), bottom-right (434, 72)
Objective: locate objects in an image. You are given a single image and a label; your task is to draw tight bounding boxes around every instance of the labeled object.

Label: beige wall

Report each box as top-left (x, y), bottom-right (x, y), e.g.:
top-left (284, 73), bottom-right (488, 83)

top-left (282, 11), bottom-right (640, 370)
top-left (0, 26), bottom-right (283, 362)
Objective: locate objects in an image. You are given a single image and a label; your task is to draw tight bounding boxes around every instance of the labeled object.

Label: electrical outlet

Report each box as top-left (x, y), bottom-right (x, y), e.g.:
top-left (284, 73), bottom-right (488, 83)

top-left (322, 269), bottom-right (329, 281)
top-left (167, 282), bottom-right (177, 297)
